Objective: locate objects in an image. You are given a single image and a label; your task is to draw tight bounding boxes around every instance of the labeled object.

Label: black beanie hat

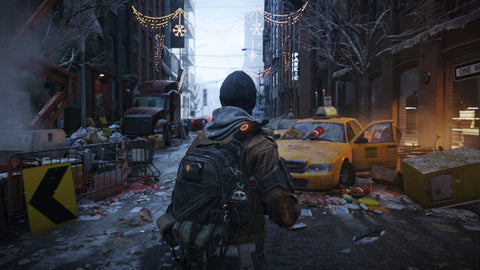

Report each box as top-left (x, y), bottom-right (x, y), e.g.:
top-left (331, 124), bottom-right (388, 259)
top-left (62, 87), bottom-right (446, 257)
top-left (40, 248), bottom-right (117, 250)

top-left (219, 71), bottom-right (257, 114)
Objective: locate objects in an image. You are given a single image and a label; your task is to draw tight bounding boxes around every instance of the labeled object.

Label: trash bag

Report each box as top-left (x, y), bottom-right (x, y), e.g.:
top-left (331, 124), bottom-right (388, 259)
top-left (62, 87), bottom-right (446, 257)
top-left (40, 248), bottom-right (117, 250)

top-left (73, 139), bottom-right (88, 147)
top-left (71, 127), bottom-right (87, 140)
top-left (109, 132), bottom-right (125, 143)
top-left (108, 124), bottom-right (121, 133)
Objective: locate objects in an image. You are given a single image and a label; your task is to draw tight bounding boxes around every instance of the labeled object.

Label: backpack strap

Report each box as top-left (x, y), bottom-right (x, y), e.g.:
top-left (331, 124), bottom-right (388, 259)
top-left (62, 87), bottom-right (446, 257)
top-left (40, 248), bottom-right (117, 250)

top-left (257, 157), bottom-right (295, 193)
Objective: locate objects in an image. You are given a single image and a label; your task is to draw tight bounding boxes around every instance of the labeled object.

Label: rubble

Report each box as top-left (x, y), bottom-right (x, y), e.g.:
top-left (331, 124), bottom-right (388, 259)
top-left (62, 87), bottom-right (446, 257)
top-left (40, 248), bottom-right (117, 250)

top-left (370, 165), bottom-right (403, 187)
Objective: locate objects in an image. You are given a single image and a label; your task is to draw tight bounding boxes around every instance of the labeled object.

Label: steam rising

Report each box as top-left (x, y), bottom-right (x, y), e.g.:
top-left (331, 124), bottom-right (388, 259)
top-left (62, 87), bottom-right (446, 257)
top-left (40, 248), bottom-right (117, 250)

top-left (0, 2), bottom-right (43, 130)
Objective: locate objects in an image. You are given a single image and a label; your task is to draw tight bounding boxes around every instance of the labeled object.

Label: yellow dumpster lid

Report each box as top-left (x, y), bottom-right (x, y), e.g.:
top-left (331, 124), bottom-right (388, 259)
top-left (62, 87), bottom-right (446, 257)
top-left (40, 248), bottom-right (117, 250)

top-left (402, 147), bottom-right (480, 174)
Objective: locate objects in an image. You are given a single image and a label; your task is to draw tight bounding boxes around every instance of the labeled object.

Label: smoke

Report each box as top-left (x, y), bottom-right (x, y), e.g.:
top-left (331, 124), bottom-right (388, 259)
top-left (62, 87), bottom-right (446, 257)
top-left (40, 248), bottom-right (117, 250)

top-left (0, 2), bottom-right (44, 130)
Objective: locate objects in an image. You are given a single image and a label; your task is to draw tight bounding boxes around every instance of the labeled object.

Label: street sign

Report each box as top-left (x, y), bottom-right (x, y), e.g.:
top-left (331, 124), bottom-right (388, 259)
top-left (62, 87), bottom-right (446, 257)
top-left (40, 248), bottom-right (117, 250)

top-left (323, 96), bottom-right (332, 106)
top-left (23, 163), bottom-right (78, 235)
top-left (454, 59), bottom-right (480, 81)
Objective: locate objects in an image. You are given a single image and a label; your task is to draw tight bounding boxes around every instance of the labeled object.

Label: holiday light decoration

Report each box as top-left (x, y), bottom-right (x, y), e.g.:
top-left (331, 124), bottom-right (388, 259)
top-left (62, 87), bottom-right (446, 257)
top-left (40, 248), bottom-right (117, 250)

top-left (154, 34), bottom-right (165, 72)
top-left (281, 36), bottom-right (291, 72)
top-left (172, 12), bottom-right (186, 37)
top-left (131, 2), bottom-right (308, 73)
top-left (264, 1), bottom-right (308, 26)
top-left (246, 7), bottom-right (265, 36)
top-left (132, 1), bottom-right (307, 34)
top-left (131, 6), bottom-right (189, 35)
top-left (243, 2), bottom-right (308, 36)
top-left (262, 66), bottom-right (272, 77)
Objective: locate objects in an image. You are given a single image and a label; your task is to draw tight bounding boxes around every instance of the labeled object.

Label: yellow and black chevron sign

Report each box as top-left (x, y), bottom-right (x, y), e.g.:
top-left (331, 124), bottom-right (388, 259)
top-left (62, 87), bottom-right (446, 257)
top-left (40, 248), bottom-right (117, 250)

top-left (23, 163), bottom-right (78, 235)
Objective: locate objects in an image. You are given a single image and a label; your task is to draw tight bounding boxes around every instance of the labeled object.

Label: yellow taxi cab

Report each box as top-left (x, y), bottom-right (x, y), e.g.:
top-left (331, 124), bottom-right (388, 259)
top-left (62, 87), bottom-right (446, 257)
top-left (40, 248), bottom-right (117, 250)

top-left (277, 106), bottom-right (399, 191)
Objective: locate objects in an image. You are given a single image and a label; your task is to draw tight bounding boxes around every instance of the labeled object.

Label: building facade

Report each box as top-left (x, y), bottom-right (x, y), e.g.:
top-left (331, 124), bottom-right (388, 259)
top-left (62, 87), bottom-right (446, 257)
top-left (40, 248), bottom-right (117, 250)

top-left (72, 0), bottom-right (194, 131)
top-left (385, 0), bottom-right (480, 150)
top-left (263, 0), bottom-right (480, 150)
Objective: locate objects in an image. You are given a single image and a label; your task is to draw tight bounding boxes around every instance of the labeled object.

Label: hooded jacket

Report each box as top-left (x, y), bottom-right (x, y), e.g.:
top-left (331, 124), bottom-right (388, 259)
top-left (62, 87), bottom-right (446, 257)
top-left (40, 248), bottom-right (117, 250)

top-left (187, 106), bottom-right (300, 244)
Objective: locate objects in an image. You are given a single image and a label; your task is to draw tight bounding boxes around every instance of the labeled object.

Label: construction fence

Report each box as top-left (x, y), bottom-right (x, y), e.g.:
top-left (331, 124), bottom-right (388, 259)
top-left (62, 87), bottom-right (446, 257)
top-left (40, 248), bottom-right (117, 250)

top-left (1, 140), bottom-right (160, 223)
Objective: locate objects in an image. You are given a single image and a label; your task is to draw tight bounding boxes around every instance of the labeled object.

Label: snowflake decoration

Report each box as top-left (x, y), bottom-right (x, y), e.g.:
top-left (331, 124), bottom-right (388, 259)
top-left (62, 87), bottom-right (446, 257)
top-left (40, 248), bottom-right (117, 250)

top-left (173, 24), bottom-right (186, 37)
top-left (248, 50), bottom-right (258, 62)
top-left (250, 23), bottom-right (263, 36)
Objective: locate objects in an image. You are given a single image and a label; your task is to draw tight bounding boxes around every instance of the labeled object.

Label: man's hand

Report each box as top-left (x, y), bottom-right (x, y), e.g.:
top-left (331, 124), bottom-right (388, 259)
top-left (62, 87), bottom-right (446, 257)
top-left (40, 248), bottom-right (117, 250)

top-left (264, 188), bottom-right (301, 227)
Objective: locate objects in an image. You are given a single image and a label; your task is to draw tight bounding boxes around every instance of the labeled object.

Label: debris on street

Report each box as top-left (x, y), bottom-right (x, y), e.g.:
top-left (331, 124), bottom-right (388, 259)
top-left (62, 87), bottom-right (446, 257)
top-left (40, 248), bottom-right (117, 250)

top-left (370, 165), bottom-right (403, 187)
top-left (293, 182), bottom-right (423, 216)
top-left (352, 224), bottom-right (386, 245)
top-left (289, 223), bottom-right (307, 230)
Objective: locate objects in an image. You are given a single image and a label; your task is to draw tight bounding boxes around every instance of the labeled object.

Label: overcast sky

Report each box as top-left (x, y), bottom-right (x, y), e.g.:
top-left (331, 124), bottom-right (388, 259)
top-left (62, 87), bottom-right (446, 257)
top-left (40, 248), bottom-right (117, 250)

top-left (194, 0), bottom-right (263, 117)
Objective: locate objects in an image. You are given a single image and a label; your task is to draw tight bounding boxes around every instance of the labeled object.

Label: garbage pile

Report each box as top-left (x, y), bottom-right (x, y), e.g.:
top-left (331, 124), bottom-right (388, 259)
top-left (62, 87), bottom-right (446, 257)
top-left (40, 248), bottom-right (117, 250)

top-left (293, 182), bottom-right (419, 216)
top-left (66, 124), bottom-right (125, 146)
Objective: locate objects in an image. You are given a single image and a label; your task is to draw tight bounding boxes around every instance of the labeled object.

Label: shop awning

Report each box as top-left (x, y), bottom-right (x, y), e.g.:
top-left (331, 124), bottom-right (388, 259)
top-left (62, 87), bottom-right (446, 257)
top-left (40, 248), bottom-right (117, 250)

top-left (391, 8), bottom-right (480, 54)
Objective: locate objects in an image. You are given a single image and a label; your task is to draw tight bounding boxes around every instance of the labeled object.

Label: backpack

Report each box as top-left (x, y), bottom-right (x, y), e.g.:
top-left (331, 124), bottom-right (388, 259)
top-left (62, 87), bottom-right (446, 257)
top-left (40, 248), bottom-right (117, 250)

top-left (156, 121), bottom-right (266, 266)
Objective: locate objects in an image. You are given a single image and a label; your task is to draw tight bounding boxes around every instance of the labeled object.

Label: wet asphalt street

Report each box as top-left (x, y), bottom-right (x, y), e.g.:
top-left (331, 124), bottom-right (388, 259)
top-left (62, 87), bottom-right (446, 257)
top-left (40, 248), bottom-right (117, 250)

top-left (1, 133), bottom-right (480, 269)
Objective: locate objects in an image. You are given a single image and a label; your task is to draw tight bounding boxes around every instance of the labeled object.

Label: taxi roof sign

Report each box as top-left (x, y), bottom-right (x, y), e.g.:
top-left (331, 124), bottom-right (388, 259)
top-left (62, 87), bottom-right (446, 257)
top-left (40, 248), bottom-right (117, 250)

top-left (315, 106), bottom-right (339, 118)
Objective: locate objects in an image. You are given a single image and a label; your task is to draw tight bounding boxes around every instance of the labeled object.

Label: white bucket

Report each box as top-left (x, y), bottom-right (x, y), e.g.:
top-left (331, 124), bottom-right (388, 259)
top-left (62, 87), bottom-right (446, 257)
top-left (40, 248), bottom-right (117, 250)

top-left (356, 174), bottom-right (372, 186)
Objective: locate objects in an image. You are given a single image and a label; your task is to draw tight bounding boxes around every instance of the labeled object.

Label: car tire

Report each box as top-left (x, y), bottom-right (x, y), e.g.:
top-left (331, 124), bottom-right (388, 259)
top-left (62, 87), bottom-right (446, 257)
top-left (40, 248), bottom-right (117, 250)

top-left (339, 161), bottom-right (355, 187)
top-left (165, 126), bottom-right (172, 146)
top-left (179, 122), bottom-right (188, 139)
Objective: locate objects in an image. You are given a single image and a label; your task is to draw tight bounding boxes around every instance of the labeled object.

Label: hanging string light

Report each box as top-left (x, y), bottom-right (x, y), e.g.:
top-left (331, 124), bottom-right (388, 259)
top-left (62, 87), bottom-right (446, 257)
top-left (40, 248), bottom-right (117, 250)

top-left (132, 2), bottom-right (307, 73)
top-left (262, 66), bottom-right (272, 77)
top-left (132, 2), bottom-right (307, 34)
top-left (131, 6), bottom-right (189, 34)
top-left (264, 1), bottom-right (308, 26)
top-left (132, 6), bottom-right (174, 29)
top-left (281, 36), bottom-right (291, 72)
top-left (154, 34), bottom-right (165, 72)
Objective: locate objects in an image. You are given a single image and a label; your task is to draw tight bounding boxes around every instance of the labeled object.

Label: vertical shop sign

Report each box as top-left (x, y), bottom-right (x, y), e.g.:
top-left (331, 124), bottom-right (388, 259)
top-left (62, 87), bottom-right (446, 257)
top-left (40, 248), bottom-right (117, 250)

top-left (292, 52), bottom-right (299, 81)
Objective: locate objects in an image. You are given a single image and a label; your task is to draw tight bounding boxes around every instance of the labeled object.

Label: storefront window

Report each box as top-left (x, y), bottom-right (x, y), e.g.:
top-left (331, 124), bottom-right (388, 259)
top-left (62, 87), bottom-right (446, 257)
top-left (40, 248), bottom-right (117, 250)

top-left (449, 77), bottom-right (480, 149)
top-left (399, 68), bottom-right (419, 147)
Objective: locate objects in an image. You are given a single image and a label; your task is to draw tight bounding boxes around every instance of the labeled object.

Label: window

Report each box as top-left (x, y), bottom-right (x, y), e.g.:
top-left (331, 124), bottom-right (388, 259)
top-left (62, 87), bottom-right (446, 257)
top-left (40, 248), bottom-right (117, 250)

top-left (364, 122), bottom-right (394, 143)
top-left (121, 44), bottom-right (127, 73)
top-left (399, 67), bottom-right (419, 147)
top-left (108, 36), bottom-right (115, 60)
top-left (346, 121), bottom-right (356, 142)
top-left (449, 71), bottom-right (479, 149)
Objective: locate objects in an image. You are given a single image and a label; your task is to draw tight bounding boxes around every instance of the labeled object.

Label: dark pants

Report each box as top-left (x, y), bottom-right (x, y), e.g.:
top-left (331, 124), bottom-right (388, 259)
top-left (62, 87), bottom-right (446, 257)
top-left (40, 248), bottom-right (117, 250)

top-left (177, 243), bottom-right (270, 270)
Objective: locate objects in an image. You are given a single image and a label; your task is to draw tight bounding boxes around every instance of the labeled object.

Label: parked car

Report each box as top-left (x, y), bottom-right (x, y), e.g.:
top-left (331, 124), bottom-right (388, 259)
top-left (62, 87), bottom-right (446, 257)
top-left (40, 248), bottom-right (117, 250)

top-left (189, 118), bottom-right (209, 131)
top-left (252, 108), bottom-right (267, 122)
top-left (278, 106), bottom-right (399, 191)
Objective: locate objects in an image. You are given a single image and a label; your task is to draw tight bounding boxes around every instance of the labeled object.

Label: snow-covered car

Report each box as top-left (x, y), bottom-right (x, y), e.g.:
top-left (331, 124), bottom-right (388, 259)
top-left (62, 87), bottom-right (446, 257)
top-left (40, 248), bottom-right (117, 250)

top-left (278, 106), bottom-right (399, 191)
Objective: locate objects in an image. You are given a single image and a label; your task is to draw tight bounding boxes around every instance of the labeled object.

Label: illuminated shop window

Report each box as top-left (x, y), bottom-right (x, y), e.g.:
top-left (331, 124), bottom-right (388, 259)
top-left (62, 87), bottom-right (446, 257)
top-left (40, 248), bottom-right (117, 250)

top-left (449, 71), bottom-right (479, 149)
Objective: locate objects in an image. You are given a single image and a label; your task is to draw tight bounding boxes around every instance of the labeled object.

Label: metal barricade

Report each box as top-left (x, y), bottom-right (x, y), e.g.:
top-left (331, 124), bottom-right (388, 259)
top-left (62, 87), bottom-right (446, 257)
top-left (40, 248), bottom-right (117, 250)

top-left (125, 139), bottom-right (161, 180)
top-left (5, 142), bottom-right (124, 222)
